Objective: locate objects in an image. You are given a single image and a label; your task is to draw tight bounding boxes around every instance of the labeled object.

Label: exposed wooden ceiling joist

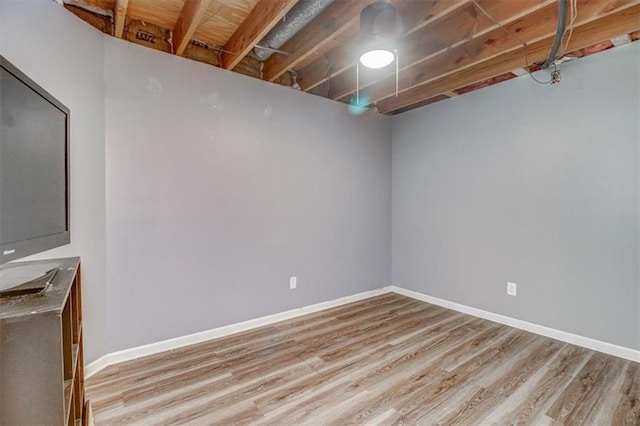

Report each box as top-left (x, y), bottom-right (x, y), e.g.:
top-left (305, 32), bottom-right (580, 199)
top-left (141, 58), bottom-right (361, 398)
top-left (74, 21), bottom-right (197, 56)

top-left (377, 3), bottom-right (640, 114)
top-left (371, 0), bottom-right (639, 108)
top-left (261, 0), bottom-right (373, 82)
top-left (173, 0), bottom-right (211, 56)
top-left (221, 0), bottom-right (300, 70)
top-left (114, 0), bottom-right (129, 38)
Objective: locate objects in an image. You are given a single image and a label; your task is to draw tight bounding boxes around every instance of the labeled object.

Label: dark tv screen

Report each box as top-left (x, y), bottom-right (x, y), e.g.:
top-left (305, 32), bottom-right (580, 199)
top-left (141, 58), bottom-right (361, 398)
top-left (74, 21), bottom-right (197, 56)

top-left (0, 56), bottom-right (70, 263)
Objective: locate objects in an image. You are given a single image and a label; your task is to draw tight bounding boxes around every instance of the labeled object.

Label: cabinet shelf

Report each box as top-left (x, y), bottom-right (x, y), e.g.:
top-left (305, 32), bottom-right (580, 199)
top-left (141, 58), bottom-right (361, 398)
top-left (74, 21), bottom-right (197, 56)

top-left (64, 343), bottom-right (81, 420)
top-left (64, 379), bottom-right (73, 419)
top-left (0, 257), bottom-right (88, 425)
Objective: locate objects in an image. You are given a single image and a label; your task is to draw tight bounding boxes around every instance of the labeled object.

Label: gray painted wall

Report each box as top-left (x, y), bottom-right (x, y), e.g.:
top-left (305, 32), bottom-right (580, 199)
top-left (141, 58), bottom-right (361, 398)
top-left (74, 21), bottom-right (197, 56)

top-left (0, 0), bottom-right (107, 362)
top-left (2, 0), bottom-right (638, 360)
top-left (392, 42), bottom-right (640, 350)
top-left (104, 38), bottom-right (391, 352)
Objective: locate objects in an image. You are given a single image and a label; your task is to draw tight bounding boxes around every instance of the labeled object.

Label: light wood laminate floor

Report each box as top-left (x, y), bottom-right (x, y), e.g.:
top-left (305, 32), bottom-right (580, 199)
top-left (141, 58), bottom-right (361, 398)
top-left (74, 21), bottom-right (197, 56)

top-left (86, 293), bottom-right (640, 425)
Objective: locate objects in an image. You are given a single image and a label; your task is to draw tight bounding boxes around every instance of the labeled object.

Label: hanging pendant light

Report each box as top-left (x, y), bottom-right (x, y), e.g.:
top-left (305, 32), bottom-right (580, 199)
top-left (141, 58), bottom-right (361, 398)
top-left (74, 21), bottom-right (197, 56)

top-left (358, 1), bottom-right (401, 69)
top-left (352, 1), bottom-right (402, 110)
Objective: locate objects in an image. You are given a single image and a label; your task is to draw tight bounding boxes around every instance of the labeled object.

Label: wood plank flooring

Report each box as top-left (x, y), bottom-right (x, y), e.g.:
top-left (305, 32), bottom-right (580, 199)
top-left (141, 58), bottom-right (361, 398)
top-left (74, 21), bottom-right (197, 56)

top-left (86, 293), bottom-right (640, 425)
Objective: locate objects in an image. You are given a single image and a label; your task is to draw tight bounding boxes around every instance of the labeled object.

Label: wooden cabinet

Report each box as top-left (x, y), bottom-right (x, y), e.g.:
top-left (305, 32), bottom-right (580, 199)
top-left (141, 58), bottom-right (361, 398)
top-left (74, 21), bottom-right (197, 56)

top-left (0, 257), bottom-right (87, 425)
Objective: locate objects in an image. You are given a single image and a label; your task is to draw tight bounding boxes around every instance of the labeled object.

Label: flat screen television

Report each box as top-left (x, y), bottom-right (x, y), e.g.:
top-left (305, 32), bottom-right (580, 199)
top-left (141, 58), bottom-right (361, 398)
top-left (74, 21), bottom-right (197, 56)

top-left (0, 55), bottom-right (70, 264)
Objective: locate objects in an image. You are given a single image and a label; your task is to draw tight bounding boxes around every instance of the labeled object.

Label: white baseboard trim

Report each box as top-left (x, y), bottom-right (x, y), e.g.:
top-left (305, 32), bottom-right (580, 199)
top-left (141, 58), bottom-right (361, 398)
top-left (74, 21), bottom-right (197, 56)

top-left (84, 354), bottom-right (110, 378)
top-left (390, 285), bottom-right (640, 363)
top-left (86, 284), bottom-right (639, 378)
top-left (85, 286), bottom-right (393, 378)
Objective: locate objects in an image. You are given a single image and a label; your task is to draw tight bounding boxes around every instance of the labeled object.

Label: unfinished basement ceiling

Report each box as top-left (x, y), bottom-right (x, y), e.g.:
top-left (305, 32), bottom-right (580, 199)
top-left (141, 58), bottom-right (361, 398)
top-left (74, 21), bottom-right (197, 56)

top-left (62, 0), bottom-right (640, 115)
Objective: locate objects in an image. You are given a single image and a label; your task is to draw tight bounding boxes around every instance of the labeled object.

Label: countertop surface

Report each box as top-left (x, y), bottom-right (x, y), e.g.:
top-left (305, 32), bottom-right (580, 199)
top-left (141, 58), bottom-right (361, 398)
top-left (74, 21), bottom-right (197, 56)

top-left (0, 257), bottom-right (80, 320)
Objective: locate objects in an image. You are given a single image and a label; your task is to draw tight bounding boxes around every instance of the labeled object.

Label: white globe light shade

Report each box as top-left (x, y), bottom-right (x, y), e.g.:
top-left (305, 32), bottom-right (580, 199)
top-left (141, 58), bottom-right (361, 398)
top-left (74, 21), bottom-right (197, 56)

top-left (359, 49), bottom-right (395, 69)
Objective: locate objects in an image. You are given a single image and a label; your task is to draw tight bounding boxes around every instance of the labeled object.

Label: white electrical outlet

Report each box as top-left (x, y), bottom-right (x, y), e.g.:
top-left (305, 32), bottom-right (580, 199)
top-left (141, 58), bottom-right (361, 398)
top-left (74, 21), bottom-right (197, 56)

top-left (289, 276), bottom-right (297, 290)
top-left (507, 281), bottom-right (517, 296)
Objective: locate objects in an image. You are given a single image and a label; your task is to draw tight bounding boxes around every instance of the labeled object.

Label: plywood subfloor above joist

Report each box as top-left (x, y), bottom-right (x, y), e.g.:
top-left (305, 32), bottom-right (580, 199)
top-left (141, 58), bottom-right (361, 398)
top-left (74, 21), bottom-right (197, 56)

top-left (61, 0), bottom-right (640, 115)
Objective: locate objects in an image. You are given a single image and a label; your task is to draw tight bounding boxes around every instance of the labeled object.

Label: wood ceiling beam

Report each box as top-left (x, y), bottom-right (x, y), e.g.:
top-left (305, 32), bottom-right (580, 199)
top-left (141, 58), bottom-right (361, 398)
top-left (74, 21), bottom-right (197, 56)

top-left (173, 0), bottom-right (212, 57)
top-left (296, 0), bottom-right (470, 92)
top-left (329, 0), bottom-right (553, 101)
top-left (221, 0), bottom-right (300, 70)
top-left (377, 4), bottom-right (640, 114)
top-left (261, 0), bottom-right (373, 82)
top-left (114, 0), bottom-right (129, 38)
top-left (367, 0), bottom-right (639, 107)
